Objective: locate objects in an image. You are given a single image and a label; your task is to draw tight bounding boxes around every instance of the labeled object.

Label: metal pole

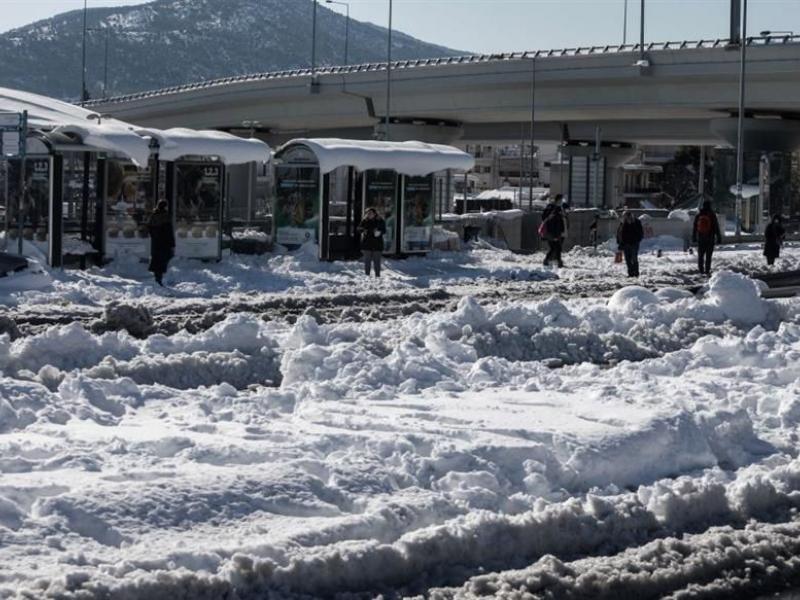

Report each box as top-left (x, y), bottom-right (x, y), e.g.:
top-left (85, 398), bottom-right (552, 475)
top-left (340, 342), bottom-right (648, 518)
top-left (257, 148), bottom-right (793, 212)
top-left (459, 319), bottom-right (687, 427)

top-left (529, 55), bottom-right (535, 210)
top-left (698, 145), bottom-right (706, 199)
top-left (735, 0), bottom-right (747, 237)
top-left (311, 0), bottom-right (317, 74)
top-left (593, 126), bottom-right (601, 207)
top-left (639, 0), bottom-right (645, 62)
top-left (385, 0), bottom-right (393, 141)
top-left (623, 0), bottom-right (629, 45)
top-left (81, 0), bottom-right (88, 101)
top-left (345, 4), bottom-right (350, 65)
top-left (103, 29), bottom-right (109, 98)
top-left (519, 123), bottom-right (524, 205)
top-left (17, 111), bottom-right (27, 255)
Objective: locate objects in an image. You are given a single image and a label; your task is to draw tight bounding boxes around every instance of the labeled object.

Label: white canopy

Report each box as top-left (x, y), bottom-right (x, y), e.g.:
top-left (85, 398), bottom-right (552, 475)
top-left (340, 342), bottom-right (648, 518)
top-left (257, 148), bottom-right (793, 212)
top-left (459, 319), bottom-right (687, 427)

top-left (0, 87), bottom-right (269, 166)
top-left (138, 127), bottom-right (270, 165)
top-left (0, 87), bottom-right (152, 165)
top-left (283, 138), bottom-right (475, 175)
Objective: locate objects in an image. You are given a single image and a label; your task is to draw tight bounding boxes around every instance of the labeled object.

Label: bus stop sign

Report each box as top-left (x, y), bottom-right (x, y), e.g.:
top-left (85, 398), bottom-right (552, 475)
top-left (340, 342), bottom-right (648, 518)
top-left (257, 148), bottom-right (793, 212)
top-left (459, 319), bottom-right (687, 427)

top-left (0, 112), bottom-right (24, 158)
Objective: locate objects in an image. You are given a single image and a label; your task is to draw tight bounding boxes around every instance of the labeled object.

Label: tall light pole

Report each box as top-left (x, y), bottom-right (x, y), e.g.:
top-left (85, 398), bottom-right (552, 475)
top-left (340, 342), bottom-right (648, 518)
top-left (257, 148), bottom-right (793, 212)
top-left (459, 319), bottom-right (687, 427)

top-left (529, 54), bottom-right (536, 210)
top-left (311, 0), bottom-right (318, 75)
top-left (385, 0), bottom-right (392, 141)
top-left (80, 0), bottom-right (88, 101)
top-left (623, 0), bottom-right (628, 45)
top-left (87, 27), bottom-right (110, 99)
top-left (325, 0), bottom-right (350, 65)
top-left (639, 0), bottom-right (645, 63)
top-left (734, 0), bottom-right (748, 237)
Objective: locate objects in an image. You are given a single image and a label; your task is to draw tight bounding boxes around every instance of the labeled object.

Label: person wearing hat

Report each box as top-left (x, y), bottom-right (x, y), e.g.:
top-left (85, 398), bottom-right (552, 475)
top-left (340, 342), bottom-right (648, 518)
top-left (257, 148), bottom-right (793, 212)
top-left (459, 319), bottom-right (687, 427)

top-left (692, 201), bottom-right (723, 275)
top-left (616, 210), bottom-right (644, 277)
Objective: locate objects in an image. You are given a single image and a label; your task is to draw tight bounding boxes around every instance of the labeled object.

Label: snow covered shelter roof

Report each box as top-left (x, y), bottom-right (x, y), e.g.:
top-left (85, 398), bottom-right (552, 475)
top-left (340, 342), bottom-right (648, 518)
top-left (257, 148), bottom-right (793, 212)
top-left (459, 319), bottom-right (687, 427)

top-left (0, 87), bottom-right (269, 166)
top-left (281, 138), bottom-right (475, 175)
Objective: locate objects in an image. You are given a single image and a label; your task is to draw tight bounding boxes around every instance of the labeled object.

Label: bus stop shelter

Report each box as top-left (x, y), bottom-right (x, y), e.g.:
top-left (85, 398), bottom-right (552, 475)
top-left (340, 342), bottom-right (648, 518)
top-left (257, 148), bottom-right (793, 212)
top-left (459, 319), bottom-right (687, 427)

top-left (0, 87), bottom-right (270, 267)
top-left (272, 138), bottom-right (474, 260)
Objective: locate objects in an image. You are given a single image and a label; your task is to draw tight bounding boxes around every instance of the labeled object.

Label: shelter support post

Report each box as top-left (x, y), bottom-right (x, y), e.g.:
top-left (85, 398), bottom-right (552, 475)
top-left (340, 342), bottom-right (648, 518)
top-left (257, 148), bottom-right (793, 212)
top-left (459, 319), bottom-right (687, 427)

top-left (165, 161), bottom-right (175, 213)
top-left (50, 154), bottom-right (63, 268)
top-left (698, 145), bottom-right (706, 199)
top-left (81, 153), bottom-right (90, 241)
top-left (320, 173), bottom-right (330, 260)
top-left (96, 158), bottom-right (106, 262)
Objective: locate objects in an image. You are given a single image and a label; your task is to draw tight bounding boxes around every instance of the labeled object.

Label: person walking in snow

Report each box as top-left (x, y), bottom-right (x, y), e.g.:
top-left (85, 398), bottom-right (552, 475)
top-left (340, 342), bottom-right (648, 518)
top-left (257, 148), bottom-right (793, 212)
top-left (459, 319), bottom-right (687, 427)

top-left (764, 214), bottom-right (786, 266)
top-left (616, 211), bottom-right (644, 277)
top-left (692, 200), bottom-right (722, 275)
top-left (357, 207), bottom-right (386, 277)
top-left (541, 195), bottom-right (567, 267)
top-left (147, 200), bottom-right (175, 286)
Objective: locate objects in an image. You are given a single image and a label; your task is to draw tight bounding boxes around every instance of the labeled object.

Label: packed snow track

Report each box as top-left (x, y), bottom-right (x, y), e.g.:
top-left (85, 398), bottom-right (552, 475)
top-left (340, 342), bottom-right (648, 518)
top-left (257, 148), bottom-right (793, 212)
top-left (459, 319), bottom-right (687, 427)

top-left (1, 242), bottom-right (800, 599)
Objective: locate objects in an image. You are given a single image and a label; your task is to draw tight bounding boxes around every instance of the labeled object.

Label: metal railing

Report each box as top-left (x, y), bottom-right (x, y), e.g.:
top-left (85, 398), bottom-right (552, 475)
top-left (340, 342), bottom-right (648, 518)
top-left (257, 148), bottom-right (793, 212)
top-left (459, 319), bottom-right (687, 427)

top-left (83, 34), bottom-right (800, 108)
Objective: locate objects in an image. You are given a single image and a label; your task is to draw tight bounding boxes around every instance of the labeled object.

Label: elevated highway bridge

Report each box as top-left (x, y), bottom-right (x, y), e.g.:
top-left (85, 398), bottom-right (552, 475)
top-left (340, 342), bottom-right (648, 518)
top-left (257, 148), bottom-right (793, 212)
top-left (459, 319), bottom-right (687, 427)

top-left (88, 35), bottom-right (800, 149)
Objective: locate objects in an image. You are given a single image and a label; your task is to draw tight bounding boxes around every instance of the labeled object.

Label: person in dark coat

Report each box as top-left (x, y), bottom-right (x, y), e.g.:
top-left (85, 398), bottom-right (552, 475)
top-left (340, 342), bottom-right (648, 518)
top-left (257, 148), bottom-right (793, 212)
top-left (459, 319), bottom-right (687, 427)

top-left (692, 200), bottom-right (723, 275)
top-left (357, 207), bottom-right (386, 277)
top-left (541, 196), bottom-right (567, 267)
top-left (147, 200), bottom-right (175, 286)
top-left (617, 211), bottom-right (644, 277)
top-left (764, 214), bottom-right (785, 266)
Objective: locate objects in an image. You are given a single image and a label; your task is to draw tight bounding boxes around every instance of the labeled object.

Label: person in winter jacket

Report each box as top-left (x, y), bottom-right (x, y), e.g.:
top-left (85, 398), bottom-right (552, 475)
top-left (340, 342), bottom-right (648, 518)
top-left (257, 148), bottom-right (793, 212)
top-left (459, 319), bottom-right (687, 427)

top-left (764, 214), bottom-right (786, 266)
top-left (541, 195), bottom-right (567, 267)
top-left (147, 200), bottom-right (175, 286)
top-left (692, 201), bottom-right (723, 275)
top-left (617, 211), bottom-right (644, 277)
top-left (357, 207), bottom-right (387, 277)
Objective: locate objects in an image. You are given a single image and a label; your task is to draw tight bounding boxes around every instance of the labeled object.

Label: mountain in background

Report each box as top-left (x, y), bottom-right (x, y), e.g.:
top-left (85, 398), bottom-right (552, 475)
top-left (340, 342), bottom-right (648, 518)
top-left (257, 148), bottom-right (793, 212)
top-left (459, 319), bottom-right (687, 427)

top-left (0, 0), bottom-right (465, 101)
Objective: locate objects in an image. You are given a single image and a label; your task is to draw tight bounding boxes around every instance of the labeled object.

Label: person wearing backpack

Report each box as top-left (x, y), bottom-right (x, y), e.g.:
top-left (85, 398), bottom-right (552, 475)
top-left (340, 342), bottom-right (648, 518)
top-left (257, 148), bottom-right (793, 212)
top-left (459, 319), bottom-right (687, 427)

top-left (764, 214), bottom-right (786, 266)
top-left (692, 201), bottom-right (723, 275)
top-left (616, 211), bottom-right (644, 277)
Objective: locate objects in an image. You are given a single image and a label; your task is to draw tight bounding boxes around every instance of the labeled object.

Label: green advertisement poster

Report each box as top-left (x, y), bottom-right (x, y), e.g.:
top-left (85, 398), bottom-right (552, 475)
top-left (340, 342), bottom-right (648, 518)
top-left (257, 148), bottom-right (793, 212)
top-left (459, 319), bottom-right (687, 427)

top-left (364, 170), bottom-right (396, 253)
top-left (402, 174), bottom-right (434, 253)
top-left (274, 165), bottom-right (320, 248)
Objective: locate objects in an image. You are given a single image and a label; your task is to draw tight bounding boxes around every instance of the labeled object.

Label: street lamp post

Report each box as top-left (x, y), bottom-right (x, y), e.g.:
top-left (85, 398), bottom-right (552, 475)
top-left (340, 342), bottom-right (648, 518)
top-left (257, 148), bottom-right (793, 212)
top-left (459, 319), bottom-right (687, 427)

top-left (87, 28), bottom-right (110, 98)
top-left (623, 0), bottom-right (628, 45)
top-left (734, 0), bottom-right (748, 237)
top-left (81, 0), bottom-right (88, 101)
top-left (311, 0), bottom-right (318, 75)
top-left (385, 0), bottom-right (392, 141)
top-left (325, 0), bottom-right (350, 65)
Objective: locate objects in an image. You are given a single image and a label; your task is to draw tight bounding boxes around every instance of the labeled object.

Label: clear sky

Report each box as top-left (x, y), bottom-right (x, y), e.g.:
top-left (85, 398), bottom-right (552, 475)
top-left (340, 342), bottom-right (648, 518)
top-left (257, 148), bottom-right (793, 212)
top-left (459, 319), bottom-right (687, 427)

top-left (1, 0), bottom-right (798, 53)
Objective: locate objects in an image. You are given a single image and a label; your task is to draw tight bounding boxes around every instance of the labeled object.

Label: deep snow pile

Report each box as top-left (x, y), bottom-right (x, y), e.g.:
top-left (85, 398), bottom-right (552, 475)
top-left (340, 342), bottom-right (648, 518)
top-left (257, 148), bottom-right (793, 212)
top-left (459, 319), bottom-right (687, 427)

top-left (1, 244), bottom-right (800, 597)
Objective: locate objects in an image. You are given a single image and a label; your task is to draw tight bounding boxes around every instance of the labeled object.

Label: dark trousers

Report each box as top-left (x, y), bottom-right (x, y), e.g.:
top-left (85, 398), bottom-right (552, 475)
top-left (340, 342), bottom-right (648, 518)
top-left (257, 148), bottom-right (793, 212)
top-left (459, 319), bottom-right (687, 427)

top-left (622, 243), bottom-right (640, 277)
top-left (543, 239), bottom-right (563, 266)
top-left (363, 250), bottom-right (382, 277)
top-left (698, 241), bottom-right (714, 274)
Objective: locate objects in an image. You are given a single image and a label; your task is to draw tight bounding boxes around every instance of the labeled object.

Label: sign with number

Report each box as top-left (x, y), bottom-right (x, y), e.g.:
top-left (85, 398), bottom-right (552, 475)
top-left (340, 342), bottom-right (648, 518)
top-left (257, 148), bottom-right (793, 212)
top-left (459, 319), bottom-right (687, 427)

top-left (0, 111), bottom-right (23, 158)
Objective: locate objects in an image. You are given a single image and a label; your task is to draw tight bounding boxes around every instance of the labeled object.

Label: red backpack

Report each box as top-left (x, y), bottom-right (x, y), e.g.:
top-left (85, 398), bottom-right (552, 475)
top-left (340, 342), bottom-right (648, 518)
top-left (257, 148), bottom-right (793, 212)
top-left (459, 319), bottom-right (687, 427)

top-left (696, 214), bottom-right (713, 236)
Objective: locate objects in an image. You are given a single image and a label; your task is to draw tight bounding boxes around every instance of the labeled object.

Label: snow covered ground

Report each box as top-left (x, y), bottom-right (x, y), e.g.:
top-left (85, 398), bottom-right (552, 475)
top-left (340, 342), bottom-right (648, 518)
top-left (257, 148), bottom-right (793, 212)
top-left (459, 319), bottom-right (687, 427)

top-left (1, 241), bottom-right (800, 599)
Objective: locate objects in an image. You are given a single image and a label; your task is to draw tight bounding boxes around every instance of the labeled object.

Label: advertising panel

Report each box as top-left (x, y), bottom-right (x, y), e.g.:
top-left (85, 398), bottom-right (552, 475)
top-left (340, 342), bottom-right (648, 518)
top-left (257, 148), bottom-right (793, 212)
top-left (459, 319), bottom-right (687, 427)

top-left (4, 157), bottom-right (51, 255)
top-left (274, 164), bottom-right (319, 248)
top-left (104, 160), bottom-right (153, 259)
top-left (401, 174), bottom-right (434, 253)
top-left (175, 162), bottom-right (223, 259)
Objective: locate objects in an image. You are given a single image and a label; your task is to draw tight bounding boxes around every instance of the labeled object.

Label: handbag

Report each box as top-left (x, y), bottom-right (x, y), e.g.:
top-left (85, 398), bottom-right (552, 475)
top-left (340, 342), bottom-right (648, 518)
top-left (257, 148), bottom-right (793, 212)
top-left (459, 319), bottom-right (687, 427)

top-left (614, 250), bottom-right (623, 263)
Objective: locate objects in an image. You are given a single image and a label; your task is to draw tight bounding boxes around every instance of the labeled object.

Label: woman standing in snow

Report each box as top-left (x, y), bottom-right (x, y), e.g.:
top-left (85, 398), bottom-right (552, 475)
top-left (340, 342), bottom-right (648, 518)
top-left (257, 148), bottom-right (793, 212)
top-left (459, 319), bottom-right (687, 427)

top-left (616, 211), bottom-right (644, 277)
top-left (764, 214), bottom-right (785, 266)
top-left (357, 207), bottom-right (386, 277)
top-left (148, 200), bottom-right (175, 286)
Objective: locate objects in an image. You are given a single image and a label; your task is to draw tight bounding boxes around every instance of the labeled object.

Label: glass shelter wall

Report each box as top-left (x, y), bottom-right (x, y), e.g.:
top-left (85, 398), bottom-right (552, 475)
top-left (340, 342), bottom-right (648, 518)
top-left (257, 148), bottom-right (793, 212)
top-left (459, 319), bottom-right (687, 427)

top-left (174, 161), bottom-right (223, 260)
top-left (401, 175), bottom-right (435, 253)
top-left (273, 147), bottom-right (320, 249)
